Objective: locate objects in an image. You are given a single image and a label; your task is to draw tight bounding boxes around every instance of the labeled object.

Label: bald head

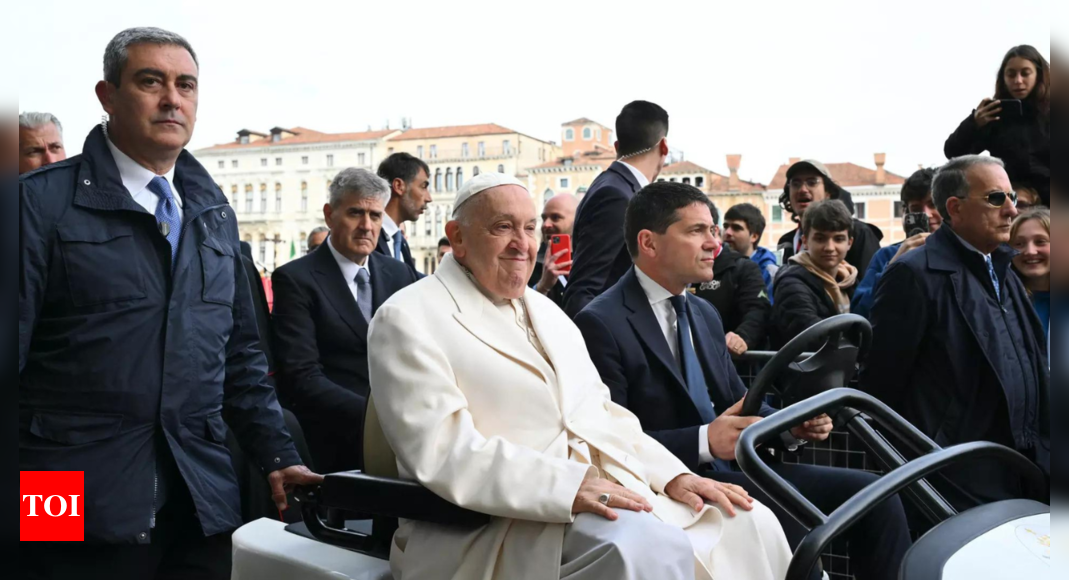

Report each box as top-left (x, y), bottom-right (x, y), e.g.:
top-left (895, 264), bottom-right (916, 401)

top-left (541, 193), bottom-right (578, 239)
top-left (447, 185), bottom-right (538, 301)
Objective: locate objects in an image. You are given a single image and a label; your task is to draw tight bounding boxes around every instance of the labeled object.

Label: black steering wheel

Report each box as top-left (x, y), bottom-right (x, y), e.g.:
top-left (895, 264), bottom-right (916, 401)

top-left (742, 314), bottom-right (872, 417)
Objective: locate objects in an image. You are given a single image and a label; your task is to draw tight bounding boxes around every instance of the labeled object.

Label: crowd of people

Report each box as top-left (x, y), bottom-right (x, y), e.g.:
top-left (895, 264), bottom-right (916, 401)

top-left (18, 25), bottom-right (1055, 580)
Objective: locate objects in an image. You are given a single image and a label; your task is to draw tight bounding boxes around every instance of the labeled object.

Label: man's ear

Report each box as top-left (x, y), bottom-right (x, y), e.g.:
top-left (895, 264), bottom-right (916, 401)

top-left (391, 178), bottom-right (406, 198)
top-left (95, 81), bottom-right (116, 117)
top-left (660, 138), bottom-right (669, 157)
top-left (445, 221), bottom-right (463, 257)
top-left (637, 230), bottom-right (657, 258)
top-left (323, 204), bottom-right (334, 228)
top-left (847, 236), bottom-right (855, 251)
top-left (613, 141), bottom-right (620, 155)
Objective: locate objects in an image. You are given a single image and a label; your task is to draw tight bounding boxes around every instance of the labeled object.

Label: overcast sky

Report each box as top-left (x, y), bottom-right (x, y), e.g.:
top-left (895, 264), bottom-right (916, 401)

top-left (12, 0), bottom-right (1053, 185)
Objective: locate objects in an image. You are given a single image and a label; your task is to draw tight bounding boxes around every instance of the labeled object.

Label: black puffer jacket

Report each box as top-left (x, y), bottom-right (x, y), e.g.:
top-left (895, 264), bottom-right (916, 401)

top-left (945, 100), bottom-right (1050, 206)
top-left (770, 263), bottom-right (855, 349)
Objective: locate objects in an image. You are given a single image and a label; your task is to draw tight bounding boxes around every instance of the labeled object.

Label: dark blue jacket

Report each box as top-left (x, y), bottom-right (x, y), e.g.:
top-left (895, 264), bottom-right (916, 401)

top-left (862, 225), bottom-right (1049, 509)
top-left (750, 246), bottom-right (780, 300)
top-left (563, 162), bottom-right (641, 318)
top-left (19, 127), bottom-right (301, 544)
top-left (850, 243), bottom-right (900, 319)
top-left (575, 268), bottom-right (776, 472)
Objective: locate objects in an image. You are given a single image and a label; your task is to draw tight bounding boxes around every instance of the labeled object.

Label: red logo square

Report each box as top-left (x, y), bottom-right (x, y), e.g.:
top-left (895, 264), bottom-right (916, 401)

top-left (20, 472), bottom-right (85, 542)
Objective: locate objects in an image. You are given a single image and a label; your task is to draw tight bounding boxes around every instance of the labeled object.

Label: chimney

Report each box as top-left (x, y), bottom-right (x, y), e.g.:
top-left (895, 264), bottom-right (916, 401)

top-left (874, 153), bottom-right (887, 186)
top-left (726, 154), bottom-right (742, 192)
top-left (789, 157), bottom-right (801, 166)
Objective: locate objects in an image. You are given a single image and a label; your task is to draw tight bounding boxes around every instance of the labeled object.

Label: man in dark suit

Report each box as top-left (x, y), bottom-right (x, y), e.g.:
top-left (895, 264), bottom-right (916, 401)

top-left (272, 168), bottom-right (420, 474)
top-left (864, 155), bottom-right (1049, 511)
top-left (575, 182), bottom-right (911, 580)
top-left (692, 202), bottom-right (771, 354)
top-left (376, 152), bottom-right (432, 275)
top-left (563, 101), bottom-right (670, 318)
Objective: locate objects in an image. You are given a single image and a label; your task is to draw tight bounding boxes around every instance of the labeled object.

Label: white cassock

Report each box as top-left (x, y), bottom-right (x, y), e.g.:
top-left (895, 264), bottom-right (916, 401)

top-left (368, 255), bottom-right (792, 580)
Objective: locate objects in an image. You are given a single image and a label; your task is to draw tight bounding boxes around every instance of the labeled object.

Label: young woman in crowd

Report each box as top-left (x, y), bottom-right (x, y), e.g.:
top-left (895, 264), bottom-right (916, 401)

top-left (945, 45), bottom-right (1051, 206)
top-left (1010, 208), bottom-right (1050, 340)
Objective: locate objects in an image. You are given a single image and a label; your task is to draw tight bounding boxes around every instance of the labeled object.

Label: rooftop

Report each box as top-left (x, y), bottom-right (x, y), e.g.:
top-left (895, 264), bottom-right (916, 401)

top-left (200, 127), bottom-right (398, 151)
top-left (767, 161), bottom-right (906, 189)
top-left (387, 123), bottom-right (518, 141)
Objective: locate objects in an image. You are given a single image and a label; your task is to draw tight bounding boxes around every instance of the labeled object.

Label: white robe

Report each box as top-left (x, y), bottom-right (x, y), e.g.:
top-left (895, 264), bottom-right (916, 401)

top-left (368, 255), bottom-right (792, 580)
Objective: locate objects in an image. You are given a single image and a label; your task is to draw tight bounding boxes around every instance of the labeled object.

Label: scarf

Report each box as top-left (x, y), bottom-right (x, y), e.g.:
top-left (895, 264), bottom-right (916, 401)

top-left (790, 252), bottom-right (858, 314)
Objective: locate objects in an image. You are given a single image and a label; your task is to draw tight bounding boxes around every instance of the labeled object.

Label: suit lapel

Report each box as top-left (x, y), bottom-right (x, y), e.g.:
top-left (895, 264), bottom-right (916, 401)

top-left (608, 161), bottom-right (641, 194)
top-left (621, 269), bottom-right (688, 394)
top-left (368, 253), bottom-right (391, 312)
top-left (311, 245), bottom-right (369, 338)
top-left (375, 229), bottom-right (391, 258)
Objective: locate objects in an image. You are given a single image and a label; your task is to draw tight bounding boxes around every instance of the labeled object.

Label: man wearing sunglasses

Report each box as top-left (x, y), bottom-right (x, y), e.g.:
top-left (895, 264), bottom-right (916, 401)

top-left (863, 155), bottom-right (1049, 513)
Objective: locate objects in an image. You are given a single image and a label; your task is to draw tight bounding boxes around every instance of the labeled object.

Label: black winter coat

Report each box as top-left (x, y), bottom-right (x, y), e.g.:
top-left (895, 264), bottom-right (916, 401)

top-left (770, 263), bottom-right (853, 349)
top-left (692, 246), bottom-right (771, 350)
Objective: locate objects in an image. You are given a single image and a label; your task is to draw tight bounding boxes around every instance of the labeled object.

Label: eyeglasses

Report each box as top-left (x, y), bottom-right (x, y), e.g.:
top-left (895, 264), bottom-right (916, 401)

top-left (964, 191), bottom-right (1018, 208)
top-left (789, 177), bottom-right (823, 190)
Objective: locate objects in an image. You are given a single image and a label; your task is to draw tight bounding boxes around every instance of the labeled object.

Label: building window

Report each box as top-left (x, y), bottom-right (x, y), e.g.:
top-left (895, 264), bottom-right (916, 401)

top-left (240, 135), bottom-right (250, 145)
top-left (358, 152), bottom-right (366, 166)
top-left (259, 235), bottom-right (267, 263)
top-left (275, 183), bottom-right (283, 213)
top-left (230, 184), bottom-right (238, 206)
top-left (582, 127), bottom-right (592, 140)
top-left (435, 168), bottom-right (443, 192)
top-left (682, 177), bottom-right (691, 185)
top-left (232, 160), bottom-right (239, 168)
top-left (301, 182), bottom-right (309, 212)
top-left (261, 158), bottom-right (268, 167)
top-left (275, 157), bottom-right (283, 166)
top-left (462, 143), bottom-right (470, 158)
top-left (457, 168), bottom-right (464, 190)
top-left (388, 147), bottom-right (394, 154)
top-left (245, 185), bottom-right (254, 213)
top-left (560, 177), bottom-right (570, 189)
top-left (596, 129), bottom-right (602, 141)
top-left (446, 169), bottom-right (454, 192)
top-left (497, 164), bottom-right (505, 174)
top-left (478, 142), bottom-right (485, 157)
top-left (695, 176), bottom-right (705, 188)
top-left (302, 156), bottom-right (309, 165)
top-left (473, 166), bottom-right (480, 177)
top-left (772, 206), bottom-right (784, 223)
top-left (430, 145), bottom-right (438, 159)
top-left (300, 232), bottom-right (308, 254)
top-left (436, 206), bottom-right (444, 238)
top-left (855, 201), bottom-right (868, 220)
top-left (894, 200), bottom-right (904, 218)
top-left (260, 184), bottom-right (268, 213)
top-left (218, 160), bottom-right (225, 169)
top-left (565, 128), bottom-right (575, 141)
top-left (669, 178), bottom-right (677, 182)
top-left (503, 140), bottom-right (512, 155)
top-left (273, 234), bottom-right (282, 265)
top-left (424, 212), bottom-right (432, 237)
top-left (326, 154), bottom-right (335, 167)
top-left (417, 146), bottom-right (424, 159)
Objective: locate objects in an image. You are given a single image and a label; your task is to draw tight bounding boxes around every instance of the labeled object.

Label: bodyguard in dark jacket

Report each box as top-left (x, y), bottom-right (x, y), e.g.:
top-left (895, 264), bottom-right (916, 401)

top-left (863, 156), bottom-right (1049, 511)
top-left (692, 244), bottom-right (771, 352)
top-left (18, 28), bottom-right (320, 580)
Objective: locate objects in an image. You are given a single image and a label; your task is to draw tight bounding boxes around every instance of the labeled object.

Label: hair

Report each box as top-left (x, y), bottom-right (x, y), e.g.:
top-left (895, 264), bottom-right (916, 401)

top-left (306, 227), bottom-right (329, 251)
top-left (377, 152), bottom-right (430, 189)
top-left (1012, 183), bottom-right (1042, 208)
top-left (724, 203), bottom-right (767, 239)
top-left (18, 112), bottom-right (63, 137)
top-left (932, 155), bottom-right (1006, 221)
top-left (995, 45), bottom-right (1051, 118)
top-left (625, 182), bottom-right (715, 258)
top-left (801, 199), bottom-right (854, 237)
top-left (329, 168), bottom-right (391, 208)
top-left (1010, 207), bottom-right (1050, 241)
top-left (615, 101), bottom-right (669, 158)
top-left (437, 236), bottom-right (451, 250)
top-left (104, 27), bottom-right (198, 87)
top-left (901, 167), bottom-right (937, 205)
top-left (778, 166), bottom-right (848, 218)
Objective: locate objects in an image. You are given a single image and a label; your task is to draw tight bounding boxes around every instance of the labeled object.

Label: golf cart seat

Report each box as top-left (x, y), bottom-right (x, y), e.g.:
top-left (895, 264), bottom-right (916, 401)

top-left (736, 389), bottom-right (1050, 580)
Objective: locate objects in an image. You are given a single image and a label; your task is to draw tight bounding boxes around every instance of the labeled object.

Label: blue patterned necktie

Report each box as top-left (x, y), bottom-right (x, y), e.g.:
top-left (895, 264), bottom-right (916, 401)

top-left (149, 176), bottom-right (182, 268)
top-left (985, 255), bottom-right (1001, 300)
top-left (355, 268), bottom-right (373, 323)
top-left (669, 295), bottom-right (717, 425)
top-left (392, 231), bottom-right (405, 262)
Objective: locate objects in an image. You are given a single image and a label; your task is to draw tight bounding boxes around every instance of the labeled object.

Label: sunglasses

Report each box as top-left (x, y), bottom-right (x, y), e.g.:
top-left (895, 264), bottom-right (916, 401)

top-left (964, 191), bottom-right (1018, 208)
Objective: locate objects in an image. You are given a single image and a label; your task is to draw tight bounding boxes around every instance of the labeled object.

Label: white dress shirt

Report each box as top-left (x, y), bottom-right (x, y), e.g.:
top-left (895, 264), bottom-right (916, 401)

top-left (326, 236), bottom-right (371, 304)
top-left (382, 213), bottom-right (401, 259)
top-left (634, 267), bottom-right (718, 464)
top-left (106, 136), bottom-right (184, 220)
top-left (619, 160), bottom-right (651, 190)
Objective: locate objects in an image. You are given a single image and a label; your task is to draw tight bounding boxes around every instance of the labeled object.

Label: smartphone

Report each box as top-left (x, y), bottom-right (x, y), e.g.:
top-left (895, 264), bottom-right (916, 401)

top-left (903, 212), bottom-right (930, 237)
top-left (549, 234), bottom-right (572, 274)
top-left (999, 99), bottom-right (1023, 119)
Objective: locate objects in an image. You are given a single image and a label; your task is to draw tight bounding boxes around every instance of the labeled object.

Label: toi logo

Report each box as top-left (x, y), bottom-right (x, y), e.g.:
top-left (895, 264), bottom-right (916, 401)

top-left (20, 472), bottom-right (85, 542)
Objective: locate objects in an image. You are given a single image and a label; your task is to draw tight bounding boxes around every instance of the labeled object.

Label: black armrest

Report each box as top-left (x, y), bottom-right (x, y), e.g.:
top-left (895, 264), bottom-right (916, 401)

top-left (302, 471), bottom-right (492, 528)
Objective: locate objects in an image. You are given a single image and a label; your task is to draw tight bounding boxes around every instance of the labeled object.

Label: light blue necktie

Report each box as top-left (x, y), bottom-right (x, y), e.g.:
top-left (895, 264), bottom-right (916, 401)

top-left (986, 255), bottom-right (1001, 300)
top-left (355, 268), bottom-right (373, 323)
top-left (149, 176), bottom-right (182, 269)
top-left (669, 295), bottom-right (717, 425)
top-left (392, 231), bottom-right (404, 262)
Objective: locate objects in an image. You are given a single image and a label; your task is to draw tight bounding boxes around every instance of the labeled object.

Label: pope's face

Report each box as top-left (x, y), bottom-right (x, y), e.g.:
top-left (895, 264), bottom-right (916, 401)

top-left (451, 186), bottom-right (538, 300)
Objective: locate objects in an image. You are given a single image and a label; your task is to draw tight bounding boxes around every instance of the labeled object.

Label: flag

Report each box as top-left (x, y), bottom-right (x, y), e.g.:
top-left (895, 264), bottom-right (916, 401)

top-left (290, 240), bottom-right (297, 259)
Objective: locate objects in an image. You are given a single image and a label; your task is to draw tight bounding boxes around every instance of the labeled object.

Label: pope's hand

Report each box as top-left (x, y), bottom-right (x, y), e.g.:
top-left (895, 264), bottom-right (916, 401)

top-left (572, 477), bottom-right (653, 521)
top-left (665, 474), bottom-right (754, 517)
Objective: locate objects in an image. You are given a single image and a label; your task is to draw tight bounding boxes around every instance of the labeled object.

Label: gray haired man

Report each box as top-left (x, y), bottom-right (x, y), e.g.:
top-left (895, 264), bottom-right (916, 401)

top-left (18, 112), bottom-right (66, 174)
top-left (271, 168), bottom-right (421, 474)
top-left (19, 27), bottom-right (321, 580)
top-left (307, 226), bottom-right (330, 254)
